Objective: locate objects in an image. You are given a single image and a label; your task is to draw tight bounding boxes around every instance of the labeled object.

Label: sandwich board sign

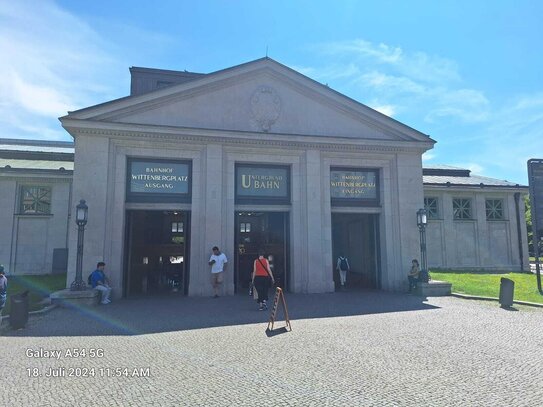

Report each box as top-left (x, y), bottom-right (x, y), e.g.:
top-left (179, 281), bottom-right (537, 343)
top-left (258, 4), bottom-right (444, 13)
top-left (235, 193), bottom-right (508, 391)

top-left (267, 287), bottom-right (292, 333)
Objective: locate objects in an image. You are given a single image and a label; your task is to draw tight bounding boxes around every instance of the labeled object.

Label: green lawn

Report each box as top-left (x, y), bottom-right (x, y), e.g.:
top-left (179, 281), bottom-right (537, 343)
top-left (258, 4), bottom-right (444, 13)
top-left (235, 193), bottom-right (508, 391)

top-left (431, 271), bottom-right (543, 304)
top-left (1, 273), bottom-right (67, 315)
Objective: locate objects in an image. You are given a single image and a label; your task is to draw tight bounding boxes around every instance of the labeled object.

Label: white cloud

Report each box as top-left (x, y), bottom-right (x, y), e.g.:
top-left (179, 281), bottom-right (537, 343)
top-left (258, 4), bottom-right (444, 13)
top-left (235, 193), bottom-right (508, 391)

top-left (0, 1), bottom-right (133, 140)
top-left (319, 39), bottom-right (460, 84)
top-left (358, 71), bottom-right (427, 95)
top-left (425, 88), bottom-right (490, 123)
top-left (321, 39), bottom-right (403, 64)
top-left (422, 152), bottom-right (436, 161)
top-left (370, 104), bottom-right (396, 117)
top-left (310, 39), bottom-right (489, 124)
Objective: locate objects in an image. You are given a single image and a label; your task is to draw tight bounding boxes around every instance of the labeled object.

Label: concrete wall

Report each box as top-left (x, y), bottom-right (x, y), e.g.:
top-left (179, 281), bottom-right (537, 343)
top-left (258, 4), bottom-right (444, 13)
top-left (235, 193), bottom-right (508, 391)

top-left (424, 188), bottom-right (529, 271)
top-left (0, 179), bottom-right (17, 273)
top-left (0, 176), bottom-right (71, 275)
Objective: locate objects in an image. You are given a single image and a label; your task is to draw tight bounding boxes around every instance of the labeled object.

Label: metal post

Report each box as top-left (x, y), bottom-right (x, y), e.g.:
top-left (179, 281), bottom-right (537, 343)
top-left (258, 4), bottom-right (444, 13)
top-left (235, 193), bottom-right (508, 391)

top-left (70, 199), bottom-right (88, 291)
top-left (528, 159), bottom-right (543, 294)
top-left (536, 236), bottom-right (542, 294)
top-left (71, 223), bottom-right (86, 290)
top-left (417, 208), bottom-right (429, 283)
top-left (420, 224), bottom-right (427, 281)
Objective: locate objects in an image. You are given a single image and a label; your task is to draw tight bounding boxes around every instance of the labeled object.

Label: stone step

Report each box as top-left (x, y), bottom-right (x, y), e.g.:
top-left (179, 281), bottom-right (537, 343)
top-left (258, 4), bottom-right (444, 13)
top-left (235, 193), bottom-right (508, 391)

top-left (414, 280), bottom-right (452, 296)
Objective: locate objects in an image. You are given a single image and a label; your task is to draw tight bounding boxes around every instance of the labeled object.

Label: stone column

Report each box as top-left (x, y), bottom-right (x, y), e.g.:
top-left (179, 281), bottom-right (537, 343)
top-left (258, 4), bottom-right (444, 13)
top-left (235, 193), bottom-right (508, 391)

top-left (67, 135), bottom-right (111, 291)
top-left (303, 150), bottom-right (333, 293)
top-left (200, 144), bottom-right (230, 295)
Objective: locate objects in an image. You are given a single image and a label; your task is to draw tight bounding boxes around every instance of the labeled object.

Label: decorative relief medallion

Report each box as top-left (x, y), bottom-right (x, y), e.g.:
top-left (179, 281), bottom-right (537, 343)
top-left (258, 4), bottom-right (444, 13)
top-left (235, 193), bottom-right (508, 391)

top-left (250, 86), bottom-right (281, 132)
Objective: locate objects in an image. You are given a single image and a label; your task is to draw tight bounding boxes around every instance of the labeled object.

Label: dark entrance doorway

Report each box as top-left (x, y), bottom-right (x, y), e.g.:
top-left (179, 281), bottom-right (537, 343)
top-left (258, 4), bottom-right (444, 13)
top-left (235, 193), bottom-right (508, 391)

top-left (331, 213), bottom-right (379, 289)
top-left (235, 212), bottom-right (289, 293)
top-left (124, 210), bottom-right (190, 297)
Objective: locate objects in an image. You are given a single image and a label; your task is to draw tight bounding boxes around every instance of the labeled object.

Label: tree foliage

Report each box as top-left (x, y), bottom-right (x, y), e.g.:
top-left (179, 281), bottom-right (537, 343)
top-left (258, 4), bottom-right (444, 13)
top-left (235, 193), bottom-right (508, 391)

top-left (525, 194), bottom-right (533, 256)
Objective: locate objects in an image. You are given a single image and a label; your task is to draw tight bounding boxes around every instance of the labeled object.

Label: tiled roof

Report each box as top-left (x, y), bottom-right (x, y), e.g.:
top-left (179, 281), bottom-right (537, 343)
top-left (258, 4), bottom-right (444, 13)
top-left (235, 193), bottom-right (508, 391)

top-left (0, 159), bottom-right (73, 171)
top-left (423, 165), bottom-right (525, 188)
top-left (0, 139), bottom-right (74, 154)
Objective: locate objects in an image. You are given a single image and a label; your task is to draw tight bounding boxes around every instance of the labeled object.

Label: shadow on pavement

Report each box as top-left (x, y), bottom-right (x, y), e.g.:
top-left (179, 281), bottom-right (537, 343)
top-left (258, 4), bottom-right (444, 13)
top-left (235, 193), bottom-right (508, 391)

top-left (3, 289), bottom-right (439, 337)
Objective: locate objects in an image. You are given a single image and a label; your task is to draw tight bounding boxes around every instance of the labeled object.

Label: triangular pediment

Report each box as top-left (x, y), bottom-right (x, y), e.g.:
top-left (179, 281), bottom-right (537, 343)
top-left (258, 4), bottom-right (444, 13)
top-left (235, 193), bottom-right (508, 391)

top-left (63, 58), bottom-right (432, 143)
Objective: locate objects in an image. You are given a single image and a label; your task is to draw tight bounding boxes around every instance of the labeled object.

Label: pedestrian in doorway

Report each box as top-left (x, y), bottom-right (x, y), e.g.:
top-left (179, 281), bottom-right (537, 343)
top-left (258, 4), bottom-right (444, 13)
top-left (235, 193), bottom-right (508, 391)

top-left (336, 254), bottom-right (350, 290)
top-left (90, 262), bottom-right (112, 304)
top-left (0, 265), bottom-right (7, 325)
top-left (252, 250), bottom-right (275, 311)
top-left (407, 259), bottom-right (420, 292)
top-left (209, 246), bottom-right (227, 298)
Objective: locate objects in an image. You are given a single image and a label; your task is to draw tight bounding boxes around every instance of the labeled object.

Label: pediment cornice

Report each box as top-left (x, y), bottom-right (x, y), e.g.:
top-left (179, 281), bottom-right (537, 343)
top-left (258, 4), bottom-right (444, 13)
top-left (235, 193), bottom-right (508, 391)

top-left (61, 59), bottom-right (434, 144)
top-left (62, 119), bottom-right (432, 154)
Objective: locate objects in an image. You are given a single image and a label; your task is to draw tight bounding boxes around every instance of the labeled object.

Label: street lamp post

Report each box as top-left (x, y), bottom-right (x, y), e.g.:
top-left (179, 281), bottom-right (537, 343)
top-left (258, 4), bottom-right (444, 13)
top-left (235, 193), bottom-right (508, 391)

top-left (417, 208), bottom-right (429, 283)
top-left (70, 199), bottom-right (88, 291)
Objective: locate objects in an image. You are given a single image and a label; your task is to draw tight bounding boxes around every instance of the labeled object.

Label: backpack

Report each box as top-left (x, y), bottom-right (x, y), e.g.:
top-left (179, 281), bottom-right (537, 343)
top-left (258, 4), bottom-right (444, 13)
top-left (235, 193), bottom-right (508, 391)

top-left (339, 257), bottom-right (348, 270)
top-left (87, 273), bottom-right (92, 285)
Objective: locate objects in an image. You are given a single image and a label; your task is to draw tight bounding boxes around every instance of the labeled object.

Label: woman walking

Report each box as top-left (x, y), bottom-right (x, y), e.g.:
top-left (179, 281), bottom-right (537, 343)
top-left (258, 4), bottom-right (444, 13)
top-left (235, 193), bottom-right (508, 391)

top-left (252, 250), bottom-right (275, 311)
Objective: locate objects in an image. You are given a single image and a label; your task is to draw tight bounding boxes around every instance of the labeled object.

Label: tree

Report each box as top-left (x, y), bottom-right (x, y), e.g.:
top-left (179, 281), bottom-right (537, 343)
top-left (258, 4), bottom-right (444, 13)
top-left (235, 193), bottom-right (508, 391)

top-left (525, 195), bottom-right (533, 257)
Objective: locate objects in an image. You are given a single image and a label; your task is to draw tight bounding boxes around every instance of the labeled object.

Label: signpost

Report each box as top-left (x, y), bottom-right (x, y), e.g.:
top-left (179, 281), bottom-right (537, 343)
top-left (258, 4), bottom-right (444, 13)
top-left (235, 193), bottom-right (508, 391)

top-left (528, 159), bottom-right (543, 294)
top-left (267, 287), bottom-right (292, 332)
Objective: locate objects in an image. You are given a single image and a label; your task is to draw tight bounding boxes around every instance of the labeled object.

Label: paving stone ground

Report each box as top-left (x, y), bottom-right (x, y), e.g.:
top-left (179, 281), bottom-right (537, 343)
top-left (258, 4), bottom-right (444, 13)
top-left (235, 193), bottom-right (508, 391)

top-left (1, 290), bottom-right (542, 406)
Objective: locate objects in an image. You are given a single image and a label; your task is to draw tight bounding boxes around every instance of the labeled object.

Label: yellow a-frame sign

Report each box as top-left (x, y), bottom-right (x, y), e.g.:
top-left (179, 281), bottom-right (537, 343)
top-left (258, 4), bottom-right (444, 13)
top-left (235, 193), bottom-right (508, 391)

top-left (267, 287), bottom-right (292, 331)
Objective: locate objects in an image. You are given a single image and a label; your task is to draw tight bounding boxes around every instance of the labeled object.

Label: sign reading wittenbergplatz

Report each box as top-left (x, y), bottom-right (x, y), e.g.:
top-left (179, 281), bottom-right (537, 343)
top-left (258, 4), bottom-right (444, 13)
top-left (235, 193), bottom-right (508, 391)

top-left (330, 167), bottom-right (379, 205)
top-left (127, 158), bottom-right (191, 202)
top-left (235, 164), bottom-right (290, 204)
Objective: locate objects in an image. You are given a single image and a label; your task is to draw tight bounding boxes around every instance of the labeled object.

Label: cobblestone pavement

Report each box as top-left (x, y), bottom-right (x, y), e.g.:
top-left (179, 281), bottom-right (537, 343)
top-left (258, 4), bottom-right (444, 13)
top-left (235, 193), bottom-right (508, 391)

top-left (1, 290), bottom-right (542, 406)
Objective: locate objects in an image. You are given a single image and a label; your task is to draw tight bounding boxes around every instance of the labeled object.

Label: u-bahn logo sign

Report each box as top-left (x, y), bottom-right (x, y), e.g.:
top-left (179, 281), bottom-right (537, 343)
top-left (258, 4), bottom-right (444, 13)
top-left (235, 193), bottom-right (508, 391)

top-left (235, 164), bottom-right (290, 203)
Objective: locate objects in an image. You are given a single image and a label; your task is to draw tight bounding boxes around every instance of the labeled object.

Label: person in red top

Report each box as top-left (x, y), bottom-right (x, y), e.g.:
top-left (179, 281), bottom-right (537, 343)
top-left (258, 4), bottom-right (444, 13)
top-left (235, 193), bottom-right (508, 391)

top-left (251, 250), bottom-right (275, 311)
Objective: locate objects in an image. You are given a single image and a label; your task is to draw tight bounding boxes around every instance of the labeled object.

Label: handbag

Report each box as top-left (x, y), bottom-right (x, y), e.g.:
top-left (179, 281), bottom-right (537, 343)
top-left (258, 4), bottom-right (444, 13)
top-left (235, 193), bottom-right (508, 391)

top-left (252, 285), bottom-right (259, 301)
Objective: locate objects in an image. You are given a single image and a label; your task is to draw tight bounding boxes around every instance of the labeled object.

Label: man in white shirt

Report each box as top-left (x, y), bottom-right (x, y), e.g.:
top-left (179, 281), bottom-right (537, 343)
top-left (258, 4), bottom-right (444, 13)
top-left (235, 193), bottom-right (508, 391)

top-left (208, 246), bottom-right (227, 298)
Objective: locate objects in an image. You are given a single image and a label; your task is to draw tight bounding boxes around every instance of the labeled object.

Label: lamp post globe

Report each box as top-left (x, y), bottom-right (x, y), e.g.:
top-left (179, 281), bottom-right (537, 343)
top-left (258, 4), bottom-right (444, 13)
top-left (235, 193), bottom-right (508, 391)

top-left (75, 199), bottom-right (88, 226)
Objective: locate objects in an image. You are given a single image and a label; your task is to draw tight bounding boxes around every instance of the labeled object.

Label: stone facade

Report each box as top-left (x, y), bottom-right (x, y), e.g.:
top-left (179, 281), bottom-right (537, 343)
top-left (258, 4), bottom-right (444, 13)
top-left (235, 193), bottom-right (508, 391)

top-left (0, 59), bottom-right (529, 295)
top-left (423, 167), bottom-right (528, 270)
top-left (59, 58), bottom-right (433, 297)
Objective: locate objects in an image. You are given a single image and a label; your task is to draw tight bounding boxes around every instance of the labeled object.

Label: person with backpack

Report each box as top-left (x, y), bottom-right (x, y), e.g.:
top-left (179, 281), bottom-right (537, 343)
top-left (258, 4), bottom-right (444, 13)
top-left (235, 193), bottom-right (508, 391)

top-left (0, 265), bottom-right (7, 325)
top-left (336, 254), bottom-right (350, 290)
top-left (251, 250), bottom-right (275, 311)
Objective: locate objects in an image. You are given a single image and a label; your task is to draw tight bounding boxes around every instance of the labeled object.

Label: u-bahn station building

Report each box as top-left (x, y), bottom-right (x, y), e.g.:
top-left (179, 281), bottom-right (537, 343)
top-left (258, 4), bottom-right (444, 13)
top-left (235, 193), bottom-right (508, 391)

top-left (0, 58), bottom-right (530, 298)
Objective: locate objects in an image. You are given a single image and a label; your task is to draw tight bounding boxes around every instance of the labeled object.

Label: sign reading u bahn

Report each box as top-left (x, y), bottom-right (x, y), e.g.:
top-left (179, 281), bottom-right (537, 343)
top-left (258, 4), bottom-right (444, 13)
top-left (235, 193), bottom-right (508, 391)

top-left (127, 158), bottom-right (192, 203)
top-left (235, 164), bottom-right (290, 204)
top-left (330, 167), bottom-right (379, 206)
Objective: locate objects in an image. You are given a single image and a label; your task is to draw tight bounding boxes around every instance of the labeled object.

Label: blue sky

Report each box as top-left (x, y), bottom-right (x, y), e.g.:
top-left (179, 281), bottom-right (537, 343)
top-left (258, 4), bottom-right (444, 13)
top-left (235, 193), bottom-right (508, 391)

top-left (1, 0), bottom-right (542, 184)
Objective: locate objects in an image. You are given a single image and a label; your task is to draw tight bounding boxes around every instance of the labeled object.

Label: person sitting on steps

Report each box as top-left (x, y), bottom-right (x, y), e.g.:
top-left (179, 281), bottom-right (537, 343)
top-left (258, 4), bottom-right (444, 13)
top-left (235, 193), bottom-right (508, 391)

top-left (407, 259), bottom-right (420, 292)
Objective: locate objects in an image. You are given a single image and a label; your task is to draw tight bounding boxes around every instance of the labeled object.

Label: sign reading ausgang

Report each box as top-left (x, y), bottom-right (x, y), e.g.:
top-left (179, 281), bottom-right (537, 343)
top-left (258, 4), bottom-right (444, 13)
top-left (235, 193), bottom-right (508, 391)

top-left (330, 168), bottom-right (378, 200)
top-left (130, 161), bottom-right (190, 194)
top-left (236, 165), bottom-right (289, 199)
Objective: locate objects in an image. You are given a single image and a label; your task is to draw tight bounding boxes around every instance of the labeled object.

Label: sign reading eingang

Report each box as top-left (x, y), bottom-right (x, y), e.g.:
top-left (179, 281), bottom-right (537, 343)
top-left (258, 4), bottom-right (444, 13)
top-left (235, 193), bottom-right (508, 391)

top-left (127, 158), bottom-right (191, 203)
top-left (330, 167), bottom-right (379, 206)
